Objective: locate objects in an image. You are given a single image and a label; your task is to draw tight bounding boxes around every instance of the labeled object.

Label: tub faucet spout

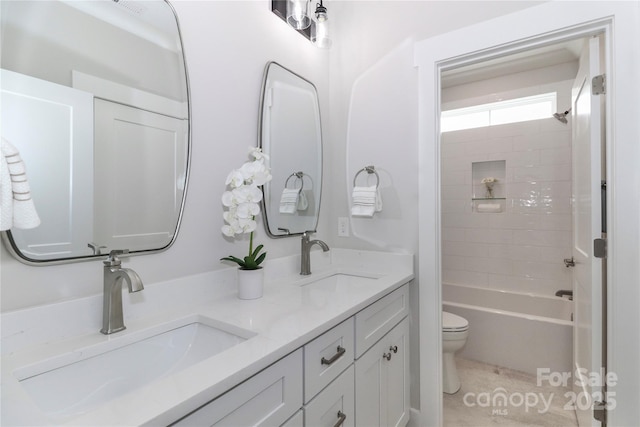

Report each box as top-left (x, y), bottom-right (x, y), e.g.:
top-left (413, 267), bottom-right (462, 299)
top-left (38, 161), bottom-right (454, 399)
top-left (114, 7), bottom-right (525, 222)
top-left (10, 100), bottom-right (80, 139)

top-left (101, 250), bottom-right (144, 334)
top-left (300, 231), bottom-right (329, 275)
top-left (555, 289), bottom-right (573, 300)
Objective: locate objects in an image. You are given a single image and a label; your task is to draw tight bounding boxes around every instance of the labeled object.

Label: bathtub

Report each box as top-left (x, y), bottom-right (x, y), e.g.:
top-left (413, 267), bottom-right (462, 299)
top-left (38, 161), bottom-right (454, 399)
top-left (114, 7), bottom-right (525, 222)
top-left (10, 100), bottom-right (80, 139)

top-left (442, 282), bottom-right (573, 376)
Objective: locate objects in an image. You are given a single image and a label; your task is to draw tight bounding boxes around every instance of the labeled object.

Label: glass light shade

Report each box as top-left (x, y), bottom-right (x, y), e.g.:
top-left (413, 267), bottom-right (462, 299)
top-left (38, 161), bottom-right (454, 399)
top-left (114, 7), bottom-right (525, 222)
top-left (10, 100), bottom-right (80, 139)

top-left (287, 0), bottom-right (311, 30)
top-left (311, 17), bottom-right (331, 48)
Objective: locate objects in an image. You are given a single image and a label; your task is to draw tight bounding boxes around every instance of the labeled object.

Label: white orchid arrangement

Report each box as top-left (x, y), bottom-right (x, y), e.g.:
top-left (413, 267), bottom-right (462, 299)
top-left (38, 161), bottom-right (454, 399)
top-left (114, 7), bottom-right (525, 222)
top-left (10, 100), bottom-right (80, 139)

top-left (220, 147), bottom-right (272, 270)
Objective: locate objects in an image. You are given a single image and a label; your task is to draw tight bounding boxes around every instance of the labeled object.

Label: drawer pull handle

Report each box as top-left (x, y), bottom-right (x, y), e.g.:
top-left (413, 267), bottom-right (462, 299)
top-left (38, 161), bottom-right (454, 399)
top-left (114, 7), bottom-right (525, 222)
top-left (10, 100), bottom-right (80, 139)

top-left (390, 345), bottom-right (398, 354)
top-left (334, 410), bottom-right (347, 427)
top-left (383, 352), bottom-right (392, 361)
top-left (321, 346), bottom-right (346, 365)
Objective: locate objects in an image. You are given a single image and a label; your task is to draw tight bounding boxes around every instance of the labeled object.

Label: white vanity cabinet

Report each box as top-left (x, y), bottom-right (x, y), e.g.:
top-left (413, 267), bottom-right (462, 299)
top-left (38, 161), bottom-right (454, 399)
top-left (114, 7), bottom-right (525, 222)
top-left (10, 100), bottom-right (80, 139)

top-left (171, 284), bottom-right (410, 427)
top-left (355, 317), bottom-right (410, 427)
top-left (171, 349), bottom-right (303, 427)
top-left (354, 285), bottom-right (410, 427)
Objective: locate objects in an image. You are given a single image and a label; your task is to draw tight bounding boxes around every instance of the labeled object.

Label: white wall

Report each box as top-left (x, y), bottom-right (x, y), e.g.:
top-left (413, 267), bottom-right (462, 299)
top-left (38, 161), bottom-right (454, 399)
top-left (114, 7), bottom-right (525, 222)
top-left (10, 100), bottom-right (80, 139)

top-left (0, 1), bottom-right (330, 311)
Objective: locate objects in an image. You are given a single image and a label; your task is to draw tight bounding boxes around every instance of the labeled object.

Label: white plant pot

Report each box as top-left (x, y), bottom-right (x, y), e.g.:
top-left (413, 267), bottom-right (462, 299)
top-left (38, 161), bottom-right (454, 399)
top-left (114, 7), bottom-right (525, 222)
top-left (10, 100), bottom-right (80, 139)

top-left (237, 268), bottom-right (264, 300)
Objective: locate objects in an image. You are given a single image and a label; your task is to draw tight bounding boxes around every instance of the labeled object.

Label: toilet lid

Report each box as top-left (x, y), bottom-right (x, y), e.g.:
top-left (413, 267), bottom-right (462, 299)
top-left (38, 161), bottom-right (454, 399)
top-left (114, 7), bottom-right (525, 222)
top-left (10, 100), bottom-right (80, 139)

top-left (443, 311), bottom-right (468, 331)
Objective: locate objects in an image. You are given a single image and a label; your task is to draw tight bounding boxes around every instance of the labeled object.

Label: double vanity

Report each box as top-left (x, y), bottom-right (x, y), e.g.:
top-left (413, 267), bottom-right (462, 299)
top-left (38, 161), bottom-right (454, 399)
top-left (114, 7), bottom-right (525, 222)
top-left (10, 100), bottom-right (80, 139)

top-left (1, 249), bottom-right (413, 426)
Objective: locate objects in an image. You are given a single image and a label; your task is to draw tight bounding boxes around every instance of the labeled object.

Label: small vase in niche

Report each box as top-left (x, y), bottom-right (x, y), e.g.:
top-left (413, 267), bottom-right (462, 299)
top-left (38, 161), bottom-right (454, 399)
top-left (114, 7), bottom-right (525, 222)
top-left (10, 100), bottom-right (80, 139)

top-left (485, 183), bottom-right (494, 198)
top-left (237, 267), bottom-right (264, 300)
top-left (481, 177), bottom-right (497, 199)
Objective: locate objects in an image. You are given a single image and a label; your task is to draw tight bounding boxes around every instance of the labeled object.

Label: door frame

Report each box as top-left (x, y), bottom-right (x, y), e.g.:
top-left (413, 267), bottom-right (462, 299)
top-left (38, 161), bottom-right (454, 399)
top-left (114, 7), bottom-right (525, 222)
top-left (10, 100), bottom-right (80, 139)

top-left (414, 2), bottom-right (640, 426)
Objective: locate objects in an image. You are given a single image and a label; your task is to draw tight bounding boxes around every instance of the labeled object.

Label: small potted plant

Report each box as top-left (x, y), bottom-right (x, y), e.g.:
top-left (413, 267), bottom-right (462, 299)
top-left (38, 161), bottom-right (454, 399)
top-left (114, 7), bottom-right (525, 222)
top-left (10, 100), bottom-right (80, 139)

top-left (221, 146), bottom-right (272, 299)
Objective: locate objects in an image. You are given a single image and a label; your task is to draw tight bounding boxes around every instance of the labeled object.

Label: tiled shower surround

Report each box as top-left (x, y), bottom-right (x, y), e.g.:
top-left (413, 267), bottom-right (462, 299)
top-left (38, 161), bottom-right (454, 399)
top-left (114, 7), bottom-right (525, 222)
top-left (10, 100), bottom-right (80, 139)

top-left (441, 118), bottom-right (573, 296)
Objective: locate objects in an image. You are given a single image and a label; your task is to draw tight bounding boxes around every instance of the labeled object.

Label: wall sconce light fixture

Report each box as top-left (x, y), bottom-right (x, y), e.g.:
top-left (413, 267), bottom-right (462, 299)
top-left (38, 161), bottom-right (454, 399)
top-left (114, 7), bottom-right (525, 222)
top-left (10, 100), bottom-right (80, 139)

top-left (286, 0), bottom-right (311, 30)
top-left (272, 0), bottom-right (332, 48)
top-left (311, 0), bottom-right (331, 48)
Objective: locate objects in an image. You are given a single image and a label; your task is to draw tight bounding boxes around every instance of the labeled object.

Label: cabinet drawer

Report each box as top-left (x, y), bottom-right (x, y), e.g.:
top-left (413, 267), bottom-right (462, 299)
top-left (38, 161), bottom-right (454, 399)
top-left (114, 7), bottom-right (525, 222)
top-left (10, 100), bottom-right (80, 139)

top-left (354, 284), bottom-right (408, 358)
top-left (172, 349), bottom-right (303, 427)
top-left (304, 317), bottom-right (354, 402)
top-left (305, 365), bottom-right (355, 427)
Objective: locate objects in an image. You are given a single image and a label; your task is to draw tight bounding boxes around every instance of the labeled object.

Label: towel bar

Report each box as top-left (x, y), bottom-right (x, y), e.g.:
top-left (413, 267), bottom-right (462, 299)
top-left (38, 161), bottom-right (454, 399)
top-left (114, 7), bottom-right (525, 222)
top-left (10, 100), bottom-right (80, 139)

top-left (285, 171), bottom-right (304, 191)
top-left (353, 166), bottom-right (379, 188)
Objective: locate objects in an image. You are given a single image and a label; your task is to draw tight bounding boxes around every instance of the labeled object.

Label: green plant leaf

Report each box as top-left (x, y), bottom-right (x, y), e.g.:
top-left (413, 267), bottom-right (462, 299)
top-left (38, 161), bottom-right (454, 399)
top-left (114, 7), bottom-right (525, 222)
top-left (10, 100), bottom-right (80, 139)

top-left (220, 256), bottom-right (246, 268)
top-left (254, 251), bottom-right (266, 266)
top-left (251, 244), bottom-right (264, 259)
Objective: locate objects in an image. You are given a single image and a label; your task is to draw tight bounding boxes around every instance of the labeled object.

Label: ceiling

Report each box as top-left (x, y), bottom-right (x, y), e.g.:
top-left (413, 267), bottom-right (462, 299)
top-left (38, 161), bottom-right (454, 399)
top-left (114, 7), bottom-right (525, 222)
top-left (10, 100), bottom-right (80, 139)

top-left (442, 39), bottom-right (583, 88)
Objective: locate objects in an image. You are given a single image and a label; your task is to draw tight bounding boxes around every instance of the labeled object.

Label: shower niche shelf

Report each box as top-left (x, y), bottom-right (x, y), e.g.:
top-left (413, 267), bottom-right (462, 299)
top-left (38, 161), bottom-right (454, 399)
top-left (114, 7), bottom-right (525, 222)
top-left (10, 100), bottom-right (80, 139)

top-left (472, 160), bottom-right (506, 213)
top-left (472, 198), bottom-right (506, 213)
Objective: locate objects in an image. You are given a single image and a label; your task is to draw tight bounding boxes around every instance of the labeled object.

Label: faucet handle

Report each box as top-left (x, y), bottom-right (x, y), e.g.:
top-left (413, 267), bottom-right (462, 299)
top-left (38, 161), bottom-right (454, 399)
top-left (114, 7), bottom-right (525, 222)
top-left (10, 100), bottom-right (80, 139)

top-left (104, 249), bottom-right (129, 266)
top-left (88, 242), bottom-right (107, 255)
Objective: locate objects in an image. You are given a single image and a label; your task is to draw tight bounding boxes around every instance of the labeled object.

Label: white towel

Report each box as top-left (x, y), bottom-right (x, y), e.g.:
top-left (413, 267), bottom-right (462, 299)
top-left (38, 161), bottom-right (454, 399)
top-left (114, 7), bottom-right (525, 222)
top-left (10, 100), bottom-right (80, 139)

top-left (279, 188), bottom-right (299, 214)
top-left (297, 190), bottom-right (308, 211)
top-left (351, 185), bottom-right (383, 217)
top-left (0, 137), bottom-right (41, 230)
top-left (477, 203), bottom-right (502, 213)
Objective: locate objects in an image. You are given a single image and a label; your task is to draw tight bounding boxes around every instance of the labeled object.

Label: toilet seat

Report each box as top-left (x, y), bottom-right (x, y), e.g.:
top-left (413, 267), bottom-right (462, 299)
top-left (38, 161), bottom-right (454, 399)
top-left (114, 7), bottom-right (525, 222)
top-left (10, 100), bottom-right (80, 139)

top-left (443, 311), bottom-right (468, 332)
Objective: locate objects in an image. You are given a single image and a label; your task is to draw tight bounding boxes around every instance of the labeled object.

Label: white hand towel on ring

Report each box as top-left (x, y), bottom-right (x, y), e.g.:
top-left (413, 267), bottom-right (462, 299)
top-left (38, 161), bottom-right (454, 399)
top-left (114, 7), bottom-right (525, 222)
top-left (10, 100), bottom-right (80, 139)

top-left (279, 188), bottom-right (299, 214)
top-left (1, 137), bottom-right (41, 230)
top-left (351, 185), bottom-right (383, 217)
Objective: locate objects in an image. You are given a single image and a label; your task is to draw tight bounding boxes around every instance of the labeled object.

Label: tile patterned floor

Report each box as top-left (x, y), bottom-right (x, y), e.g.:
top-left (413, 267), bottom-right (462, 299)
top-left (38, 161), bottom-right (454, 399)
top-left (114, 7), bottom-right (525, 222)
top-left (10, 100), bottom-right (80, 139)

top-left (444, 358), bottom-right (579, 427)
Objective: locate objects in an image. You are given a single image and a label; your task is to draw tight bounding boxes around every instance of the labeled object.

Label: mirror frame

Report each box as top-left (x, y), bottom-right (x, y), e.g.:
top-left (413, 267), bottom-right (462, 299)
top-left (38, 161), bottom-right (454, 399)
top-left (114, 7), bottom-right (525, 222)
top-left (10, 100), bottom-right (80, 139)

top-left (1, 0), bottom-right (192, 265)
top-left (258, 61), bottom-right (323, 238)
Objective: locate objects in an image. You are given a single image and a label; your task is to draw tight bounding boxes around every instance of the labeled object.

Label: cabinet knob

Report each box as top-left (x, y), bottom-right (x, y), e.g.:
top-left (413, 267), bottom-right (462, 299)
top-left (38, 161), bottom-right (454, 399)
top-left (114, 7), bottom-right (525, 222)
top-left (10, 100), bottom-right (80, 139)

top-left (383, 352), bottom-right (392, 361)
top-left (333, 410), bottom-right (347, 427)
top-left (390, 345), bottom-right (398, 354)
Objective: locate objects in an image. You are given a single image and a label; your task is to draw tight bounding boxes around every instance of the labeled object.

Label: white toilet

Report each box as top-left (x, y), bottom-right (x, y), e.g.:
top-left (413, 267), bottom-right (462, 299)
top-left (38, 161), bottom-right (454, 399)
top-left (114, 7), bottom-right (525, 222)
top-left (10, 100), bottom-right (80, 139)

top-left (442, 311), bottom-right (469, 394)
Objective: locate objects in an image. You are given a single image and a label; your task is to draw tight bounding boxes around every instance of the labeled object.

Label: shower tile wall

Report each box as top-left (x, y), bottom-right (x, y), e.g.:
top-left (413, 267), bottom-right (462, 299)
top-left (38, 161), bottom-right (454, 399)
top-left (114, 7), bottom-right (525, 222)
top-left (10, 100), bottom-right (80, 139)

top-left (441, 118), bottom-right (573, 296)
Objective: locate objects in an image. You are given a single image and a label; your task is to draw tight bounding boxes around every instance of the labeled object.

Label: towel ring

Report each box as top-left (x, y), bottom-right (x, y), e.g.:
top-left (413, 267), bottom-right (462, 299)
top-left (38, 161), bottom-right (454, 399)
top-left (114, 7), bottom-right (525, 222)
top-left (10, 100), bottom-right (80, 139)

top-left (285, 171), bottom-right (304, 191)
top-left (353, 166), bottom-right (380, 188)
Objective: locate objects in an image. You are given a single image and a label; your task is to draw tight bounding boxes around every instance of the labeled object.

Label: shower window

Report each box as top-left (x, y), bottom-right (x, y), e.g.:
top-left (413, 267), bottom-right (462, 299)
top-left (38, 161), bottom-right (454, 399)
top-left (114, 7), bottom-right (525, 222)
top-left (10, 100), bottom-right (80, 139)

top-left (441, 92), bottom-right (557, 132)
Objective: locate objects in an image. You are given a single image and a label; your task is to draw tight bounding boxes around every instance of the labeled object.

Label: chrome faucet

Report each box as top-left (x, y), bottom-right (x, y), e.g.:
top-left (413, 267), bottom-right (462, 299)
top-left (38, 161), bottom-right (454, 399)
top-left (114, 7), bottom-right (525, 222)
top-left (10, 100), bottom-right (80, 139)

top-left (300, 231), bottom-right (329, 275)
top-left (101, 250), bottom-right (144, 335)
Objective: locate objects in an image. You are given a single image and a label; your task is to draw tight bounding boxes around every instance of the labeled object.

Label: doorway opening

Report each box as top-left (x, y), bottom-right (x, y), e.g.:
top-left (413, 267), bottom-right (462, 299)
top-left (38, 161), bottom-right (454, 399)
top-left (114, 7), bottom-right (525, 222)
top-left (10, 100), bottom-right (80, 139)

top-left (439, 35), bottom-right (606, 427)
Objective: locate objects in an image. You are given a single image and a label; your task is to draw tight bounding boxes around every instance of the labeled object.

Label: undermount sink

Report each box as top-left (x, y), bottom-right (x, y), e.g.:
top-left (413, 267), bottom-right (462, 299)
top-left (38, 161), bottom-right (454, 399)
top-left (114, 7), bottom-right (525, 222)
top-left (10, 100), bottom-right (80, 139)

top-left (297, 271), bottom-right (382, 287)
top-left (14, 315), bottom-right (255, 420)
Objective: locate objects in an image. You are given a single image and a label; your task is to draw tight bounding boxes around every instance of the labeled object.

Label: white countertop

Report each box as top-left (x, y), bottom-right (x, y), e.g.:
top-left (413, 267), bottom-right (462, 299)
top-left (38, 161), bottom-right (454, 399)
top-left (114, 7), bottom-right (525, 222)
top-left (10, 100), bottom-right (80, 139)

top-left (1, 249), bottom-right (414, 426)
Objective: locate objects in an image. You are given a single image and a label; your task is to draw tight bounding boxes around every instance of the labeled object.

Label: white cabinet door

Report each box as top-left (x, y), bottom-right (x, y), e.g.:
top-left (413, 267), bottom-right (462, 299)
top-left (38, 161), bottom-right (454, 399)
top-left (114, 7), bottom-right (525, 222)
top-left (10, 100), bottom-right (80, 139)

top-left (305, 365), bottom-right (355, 427)
top-left (172, 349), bottom-right (303, 427)
top-left (385, 318), bottom-right (410, 427)
top-left (355, 317), bottom-right (409, 427)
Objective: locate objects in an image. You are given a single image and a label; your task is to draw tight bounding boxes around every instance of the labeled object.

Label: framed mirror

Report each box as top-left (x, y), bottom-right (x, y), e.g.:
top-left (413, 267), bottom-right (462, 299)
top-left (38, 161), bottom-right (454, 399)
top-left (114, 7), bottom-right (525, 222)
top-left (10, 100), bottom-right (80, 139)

top-left (0, 0), bottom-right (190, 264)
top-left (259, 62), bottom-right (322, 237)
